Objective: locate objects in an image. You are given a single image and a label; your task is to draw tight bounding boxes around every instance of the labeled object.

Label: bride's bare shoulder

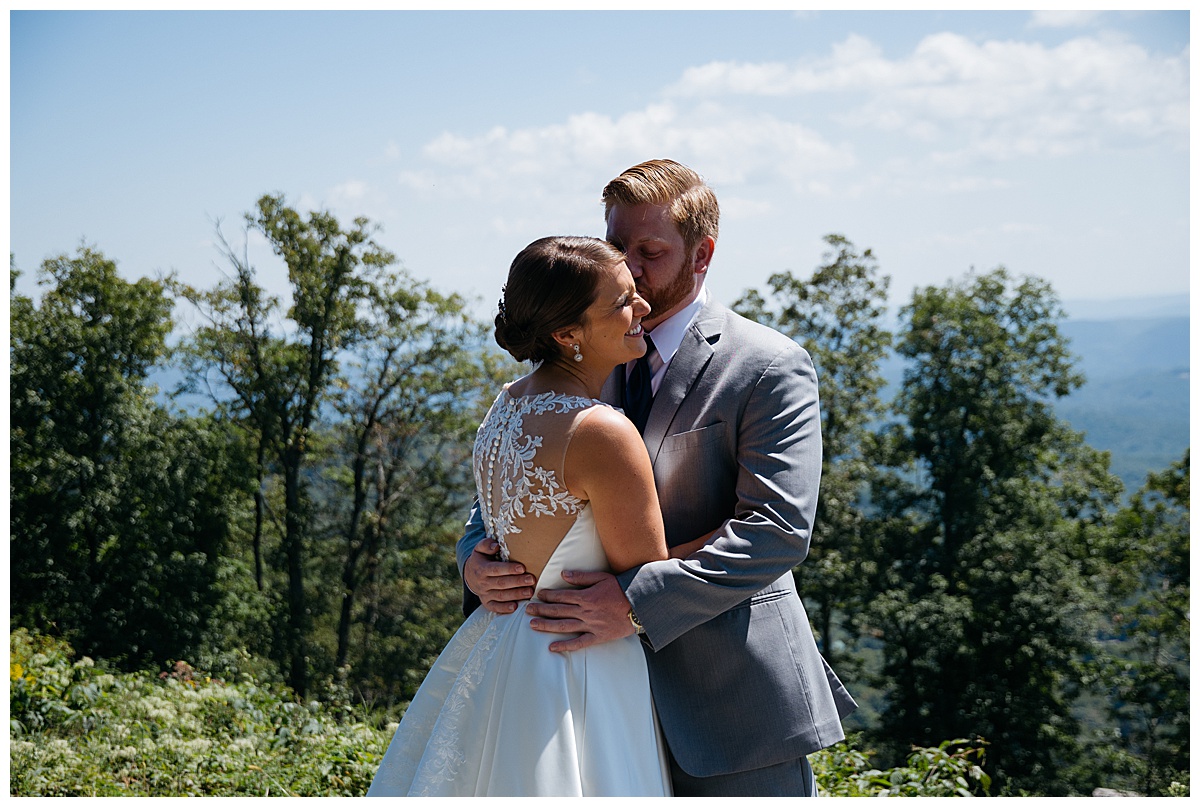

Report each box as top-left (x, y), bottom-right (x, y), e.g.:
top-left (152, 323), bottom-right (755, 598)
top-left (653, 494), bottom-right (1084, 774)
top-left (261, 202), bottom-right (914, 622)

top-left (569, 404), bottom-right (643, 458)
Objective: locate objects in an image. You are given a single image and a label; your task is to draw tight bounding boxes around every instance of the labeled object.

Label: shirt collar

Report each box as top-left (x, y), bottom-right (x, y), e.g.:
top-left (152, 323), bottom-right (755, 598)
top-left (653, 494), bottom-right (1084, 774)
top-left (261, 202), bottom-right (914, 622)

top-left (645, 284), bottom-right (707, 366)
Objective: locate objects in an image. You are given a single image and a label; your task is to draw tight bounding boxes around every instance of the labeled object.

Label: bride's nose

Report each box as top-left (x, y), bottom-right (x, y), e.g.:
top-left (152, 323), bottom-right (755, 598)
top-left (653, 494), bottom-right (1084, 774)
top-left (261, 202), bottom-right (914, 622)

top-left (632, 293), bottom-right (651, 318)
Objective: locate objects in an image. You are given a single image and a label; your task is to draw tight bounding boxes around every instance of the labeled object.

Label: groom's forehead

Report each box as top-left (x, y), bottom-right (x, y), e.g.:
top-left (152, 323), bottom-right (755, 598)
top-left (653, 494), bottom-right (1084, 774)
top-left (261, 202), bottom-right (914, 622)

top-left (606, 204), bottom-right (681, 239)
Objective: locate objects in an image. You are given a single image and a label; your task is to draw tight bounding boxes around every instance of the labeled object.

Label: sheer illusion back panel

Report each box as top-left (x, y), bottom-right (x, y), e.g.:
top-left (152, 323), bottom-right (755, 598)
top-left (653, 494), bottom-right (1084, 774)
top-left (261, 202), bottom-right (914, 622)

top-left (369, 391), bottom-right (671, 797)
top-left (473, 391), bottom-right (609, 584)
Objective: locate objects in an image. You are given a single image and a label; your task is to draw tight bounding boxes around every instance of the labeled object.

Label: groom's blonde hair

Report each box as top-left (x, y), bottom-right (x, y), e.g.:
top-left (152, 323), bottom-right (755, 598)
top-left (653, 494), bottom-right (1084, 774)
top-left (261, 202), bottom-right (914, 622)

top-left (601, 159), bottom-right (720, 252)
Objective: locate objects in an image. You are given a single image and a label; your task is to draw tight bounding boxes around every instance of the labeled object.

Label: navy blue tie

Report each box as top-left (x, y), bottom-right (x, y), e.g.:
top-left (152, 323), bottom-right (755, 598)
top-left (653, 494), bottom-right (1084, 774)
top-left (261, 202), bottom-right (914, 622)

top-left (623, 337), bottom-right (656, 434)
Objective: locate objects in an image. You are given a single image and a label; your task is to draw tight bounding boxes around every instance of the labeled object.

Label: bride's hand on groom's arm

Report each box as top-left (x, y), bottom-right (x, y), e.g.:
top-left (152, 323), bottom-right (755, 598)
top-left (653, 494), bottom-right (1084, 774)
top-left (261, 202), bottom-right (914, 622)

top-left (526, 571), bottom-right (634, 652)
top-left (464, 538), bottom-right (536, 614)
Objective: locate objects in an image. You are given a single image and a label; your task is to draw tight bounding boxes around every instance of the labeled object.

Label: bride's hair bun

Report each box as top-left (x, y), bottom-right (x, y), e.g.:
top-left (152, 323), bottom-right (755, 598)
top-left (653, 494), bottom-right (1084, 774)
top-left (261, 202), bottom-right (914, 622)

top-left (495, 236), bottom-right (624, 364)
top-left (493, 301), bottom-right (539, 363)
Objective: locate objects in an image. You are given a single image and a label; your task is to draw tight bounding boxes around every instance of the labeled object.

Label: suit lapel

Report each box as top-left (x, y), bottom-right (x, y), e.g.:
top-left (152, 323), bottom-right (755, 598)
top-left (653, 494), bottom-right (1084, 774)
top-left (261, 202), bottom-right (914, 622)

top-left (642, 299), bottom-right (724, 465)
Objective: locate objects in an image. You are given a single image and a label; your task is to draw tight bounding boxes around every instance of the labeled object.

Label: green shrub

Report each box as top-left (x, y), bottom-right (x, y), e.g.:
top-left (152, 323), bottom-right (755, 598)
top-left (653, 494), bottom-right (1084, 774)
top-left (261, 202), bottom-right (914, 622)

top-left (813, 734), bottom-right (991, 796)
top-left (10, 630), bottom-right (390, 796)
top-left (13, 630), bottom-right (994, 797)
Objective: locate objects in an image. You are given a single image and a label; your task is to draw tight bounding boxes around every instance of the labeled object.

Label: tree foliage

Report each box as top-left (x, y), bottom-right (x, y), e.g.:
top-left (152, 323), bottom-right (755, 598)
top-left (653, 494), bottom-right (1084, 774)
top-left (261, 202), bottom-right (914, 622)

top-left (177, 196), bottom-right (396, 697)
top-left (732, 250), bottom-right (1184, 794)
top-left (1092, 451), bottom-right (1190, 795)
top-left (176, 195), bottom-right (512, 701)
top-left (734, 234), bottom-right (892, 667)
top-left (868, 268), bottom-right (1123, 793)
top-left (314, 269), bottom-right (511, 706)
top-left (11, 215), bottom-right (1187, 797)
top-left (10, 248), bottom-right (236, 667)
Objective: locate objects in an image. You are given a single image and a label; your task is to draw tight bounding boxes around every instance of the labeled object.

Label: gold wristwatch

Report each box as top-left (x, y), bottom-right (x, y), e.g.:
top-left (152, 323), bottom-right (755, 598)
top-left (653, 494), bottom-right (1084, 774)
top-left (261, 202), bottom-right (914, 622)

top-left (628, 608), bottom-right (646, 635)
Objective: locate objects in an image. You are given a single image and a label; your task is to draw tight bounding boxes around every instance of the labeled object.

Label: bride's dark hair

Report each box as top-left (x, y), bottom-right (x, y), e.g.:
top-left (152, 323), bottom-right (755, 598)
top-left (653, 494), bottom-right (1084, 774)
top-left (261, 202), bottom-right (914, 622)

top-left (495, 236), bottom-right (625, 364)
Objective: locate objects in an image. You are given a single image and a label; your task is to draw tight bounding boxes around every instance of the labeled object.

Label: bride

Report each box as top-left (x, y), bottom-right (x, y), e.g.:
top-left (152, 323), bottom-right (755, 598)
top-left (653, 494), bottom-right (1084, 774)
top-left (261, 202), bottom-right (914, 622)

top-left (367, 236), bottom-right (672, 796)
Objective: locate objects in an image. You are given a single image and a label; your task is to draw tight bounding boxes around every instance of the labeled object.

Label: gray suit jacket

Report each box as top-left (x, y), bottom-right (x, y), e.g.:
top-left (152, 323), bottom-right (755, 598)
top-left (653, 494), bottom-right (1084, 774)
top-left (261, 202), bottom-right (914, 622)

top-left (608, 296), bottom-right (856, 777)
top-left (458, 296), bottom-right (855, 778)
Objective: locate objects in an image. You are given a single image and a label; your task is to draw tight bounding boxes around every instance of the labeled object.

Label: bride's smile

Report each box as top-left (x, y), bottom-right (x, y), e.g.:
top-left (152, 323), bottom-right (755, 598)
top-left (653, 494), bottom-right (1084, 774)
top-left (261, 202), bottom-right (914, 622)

top-left (568, 259), bottom-right (651, 369)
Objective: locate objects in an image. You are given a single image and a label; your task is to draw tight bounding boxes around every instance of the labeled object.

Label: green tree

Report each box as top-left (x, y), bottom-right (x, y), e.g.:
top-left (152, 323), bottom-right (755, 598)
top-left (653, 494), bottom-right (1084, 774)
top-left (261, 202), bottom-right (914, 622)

top-left (10, 248), bottom-right (233, 666)
top-left (1095, 451), bottom-right (1189, 795)
top-left (178, 195), bottom-right (394, 697)
top-left (869, 268), bottom-right (1121, 793)
top-left (317, 270), bottom-right (512, 689)
top-left (734, 234), bottom-right (892, 667)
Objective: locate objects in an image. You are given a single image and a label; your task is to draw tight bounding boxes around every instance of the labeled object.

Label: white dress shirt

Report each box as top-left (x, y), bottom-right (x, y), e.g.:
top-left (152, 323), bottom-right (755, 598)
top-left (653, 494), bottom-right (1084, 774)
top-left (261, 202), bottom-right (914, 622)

top-left (626, 285), bottom-right (708, 396)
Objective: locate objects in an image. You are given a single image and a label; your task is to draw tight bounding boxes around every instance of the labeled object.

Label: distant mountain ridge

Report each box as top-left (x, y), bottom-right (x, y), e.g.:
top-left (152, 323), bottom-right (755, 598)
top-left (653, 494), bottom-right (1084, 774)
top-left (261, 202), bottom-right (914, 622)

top-left (1058, 315), bottom-right (1188, 379)
top-left (153, 295), bottom-right (1190, 501)
top-left (1054, 313), bottom-right (1188, 495)
top-left (866, 293), bottom-right (1188, 498)
top-left (1059, 292), bottom-right (1189, 322)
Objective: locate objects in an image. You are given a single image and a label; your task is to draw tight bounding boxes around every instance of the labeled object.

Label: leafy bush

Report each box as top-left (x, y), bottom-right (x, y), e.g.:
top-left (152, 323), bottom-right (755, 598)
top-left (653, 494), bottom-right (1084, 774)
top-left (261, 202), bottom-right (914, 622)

top-left (13, 630), bottom-right (994, 797)
top-left (10, 629), bottom-right (390, 796)
top-left (813, 734), bottom-right (991, 796)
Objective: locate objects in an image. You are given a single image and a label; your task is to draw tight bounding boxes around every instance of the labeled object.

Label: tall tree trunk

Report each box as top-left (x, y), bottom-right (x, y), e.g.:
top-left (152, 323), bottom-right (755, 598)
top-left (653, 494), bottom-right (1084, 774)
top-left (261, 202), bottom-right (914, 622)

top-left (335, 585), bottom-right (355, 671)
top-left (360, 553), bottom-right (381, 687)
top-left (359, 445), bottom-right (395, 690)
top-left (335, 422), bottom-right (375, 670)
top-left (283, 457), bottom-right (308, 698)
top-left (253, 437), bottom-right (267, 592)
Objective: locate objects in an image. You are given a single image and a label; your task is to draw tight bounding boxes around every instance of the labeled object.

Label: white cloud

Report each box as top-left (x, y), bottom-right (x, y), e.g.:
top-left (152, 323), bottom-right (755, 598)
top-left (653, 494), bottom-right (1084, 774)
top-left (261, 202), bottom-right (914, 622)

top-left (1028, 11), bottom-right (1103, 29)
top-left (911, 221), bottom-right (1046, 252)
top-left (331, 180), bottom-right (368, 203)
top-left (721, 196), bottom-right (775, 220)
top-left (670, 32), bottom-right (1188, 160)
top-left (384, 22), bottom-right (1188, 271)
top-left (294, 181), bottom-right (382, 220)
top-left (999, 221), bottom-right (1043, 235)
top-left (397, 101), bottom-right (857, 219)
top-left (670, 34), bottom-right (899, 96)
top-left (923, 174), bottom-right (1013, 194)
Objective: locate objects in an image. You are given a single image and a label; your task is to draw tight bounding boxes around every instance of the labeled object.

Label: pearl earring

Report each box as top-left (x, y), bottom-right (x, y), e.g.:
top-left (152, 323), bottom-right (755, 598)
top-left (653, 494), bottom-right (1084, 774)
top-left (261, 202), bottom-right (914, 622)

top-left (572, 344), bottom-right (583, 362)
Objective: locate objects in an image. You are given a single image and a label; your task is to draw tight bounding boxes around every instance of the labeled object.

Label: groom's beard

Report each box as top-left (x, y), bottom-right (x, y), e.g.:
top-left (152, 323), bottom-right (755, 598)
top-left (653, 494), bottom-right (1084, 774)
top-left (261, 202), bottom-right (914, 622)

top-left (639, 252), bottom-right (694, 327)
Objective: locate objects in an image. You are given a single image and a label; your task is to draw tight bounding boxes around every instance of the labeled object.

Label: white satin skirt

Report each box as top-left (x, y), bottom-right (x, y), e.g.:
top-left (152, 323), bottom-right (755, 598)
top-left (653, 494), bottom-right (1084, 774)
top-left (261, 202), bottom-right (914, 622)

top-left (366, 602), bottom-right (671, 797)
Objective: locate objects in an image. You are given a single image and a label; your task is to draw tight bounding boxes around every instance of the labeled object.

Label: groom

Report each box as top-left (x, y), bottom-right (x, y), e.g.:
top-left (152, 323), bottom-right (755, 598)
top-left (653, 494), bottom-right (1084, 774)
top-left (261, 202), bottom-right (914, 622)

top-left (460, 159), bottom-right (856, 796)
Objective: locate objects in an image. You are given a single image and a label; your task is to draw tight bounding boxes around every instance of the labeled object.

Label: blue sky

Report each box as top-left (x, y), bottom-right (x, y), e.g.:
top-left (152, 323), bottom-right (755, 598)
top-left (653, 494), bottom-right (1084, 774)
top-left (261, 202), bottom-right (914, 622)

top-left (9, 9), bottom-right (1190, 322)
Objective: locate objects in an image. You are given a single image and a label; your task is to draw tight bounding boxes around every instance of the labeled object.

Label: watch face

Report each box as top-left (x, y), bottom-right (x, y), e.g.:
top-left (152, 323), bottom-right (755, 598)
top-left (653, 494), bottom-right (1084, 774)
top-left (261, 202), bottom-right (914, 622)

top-left (629, 609), bottom-right (645, 633)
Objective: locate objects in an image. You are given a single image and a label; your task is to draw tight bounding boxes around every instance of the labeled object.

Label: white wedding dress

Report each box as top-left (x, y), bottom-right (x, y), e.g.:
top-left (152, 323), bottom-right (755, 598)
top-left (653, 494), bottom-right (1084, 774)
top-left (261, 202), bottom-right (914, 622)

top-left (367, 389), bottom-right (672, 797)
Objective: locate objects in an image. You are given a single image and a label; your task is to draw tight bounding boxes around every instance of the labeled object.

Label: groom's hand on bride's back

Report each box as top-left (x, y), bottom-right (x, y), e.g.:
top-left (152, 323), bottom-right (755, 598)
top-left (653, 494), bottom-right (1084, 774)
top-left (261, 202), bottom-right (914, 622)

top-left (526, 571), bottom-right (634, 652)
top-left (465, 538), bottom-right (536, 614)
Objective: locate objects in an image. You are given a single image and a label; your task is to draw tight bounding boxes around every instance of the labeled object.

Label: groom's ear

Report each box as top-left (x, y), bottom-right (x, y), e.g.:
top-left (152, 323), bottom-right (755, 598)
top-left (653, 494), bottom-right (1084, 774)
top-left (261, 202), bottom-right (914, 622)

top-left (690, 235), bottom-right (715, 276)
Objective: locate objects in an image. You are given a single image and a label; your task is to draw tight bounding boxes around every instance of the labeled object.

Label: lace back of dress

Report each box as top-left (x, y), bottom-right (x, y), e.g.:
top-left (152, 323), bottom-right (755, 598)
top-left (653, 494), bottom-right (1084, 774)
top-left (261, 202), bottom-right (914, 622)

top-left (473, 391), bottom-right (602, 575)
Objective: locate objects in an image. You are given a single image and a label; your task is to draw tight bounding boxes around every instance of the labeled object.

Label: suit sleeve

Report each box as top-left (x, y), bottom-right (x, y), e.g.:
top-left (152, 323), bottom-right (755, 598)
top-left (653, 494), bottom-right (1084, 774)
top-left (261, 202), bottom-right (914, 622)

top-left (457, 503), bottom-right (487, 617)
top-left (618, 342), bottom-right (821, 650)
